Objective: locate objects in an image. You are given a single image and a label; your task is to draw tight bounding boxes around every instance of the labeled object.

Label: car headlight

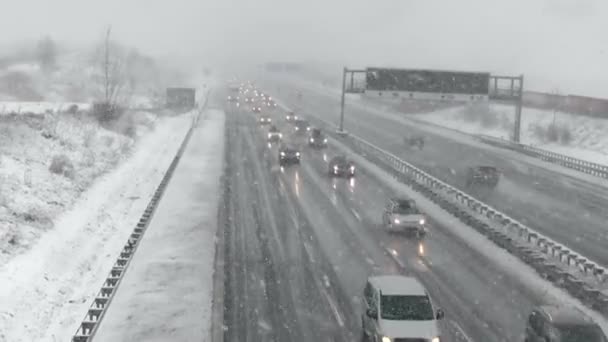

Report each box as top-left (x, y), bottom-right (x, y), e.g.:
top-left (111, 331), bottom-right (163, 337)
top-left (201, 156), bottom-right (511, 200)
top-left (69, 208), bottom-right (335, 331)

top-left (419, 218), bottom-right (425, 225)
top-left (431, 337), bottom-right (440, 342)
top-left (394, 218), bottom-right (400, 224)
top-left (307, 127), bottom-right (311, 131)
top-left (278, 133), bottom-right (282, 138)
top-left (268, 133), bottom-right (271, 138)
top-left (382, 337), bottom-right (391, 342)
top-left (333, 165), bottom-right (339, 171)
top-left (280, 152), bottom-right (286, 157)
top-left (323, 138), bottom-right (328, 143)
top-left (350, 165), bottom-right (355, 172)
top-left (295, 127), bottom-right (299, 130)
top-left (310, 138), bottom-right (314, 143)
top-left (296, 152), bottom-right (300, 157)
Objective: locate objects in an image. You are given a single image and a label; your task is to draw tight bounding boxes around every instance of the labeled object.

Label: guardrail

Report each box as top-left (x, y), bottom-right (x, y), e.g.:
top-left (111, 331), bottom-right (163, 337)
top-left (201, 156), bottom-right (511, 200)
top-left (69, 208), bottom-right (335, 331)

top-left (477, 135), bottom-right (608, 179)
top-left (71, 93), bottom-right (210, 342)
top-left (300, 112), bottom-right (608, 317)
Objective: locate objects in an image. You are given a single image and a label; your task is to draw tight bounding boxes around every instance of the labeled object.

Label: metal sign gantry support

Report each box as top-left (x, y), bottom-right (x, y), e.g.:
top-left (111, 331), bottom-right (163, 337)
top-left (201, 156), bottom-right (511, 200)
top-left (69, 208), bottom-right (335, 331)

top-left (489, 75), bottom-right (524, 142)
top-left (338, 67), bottom-right (366, 133)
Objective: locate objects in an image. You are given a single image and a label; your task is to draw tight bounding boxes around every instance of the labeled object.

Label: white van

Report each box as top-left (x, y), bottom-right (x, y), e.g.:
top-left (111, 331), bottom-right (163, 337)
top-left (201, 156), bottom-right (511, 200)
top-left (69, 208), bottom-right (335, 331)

top-left (361, 275), bottom-right (443, 342)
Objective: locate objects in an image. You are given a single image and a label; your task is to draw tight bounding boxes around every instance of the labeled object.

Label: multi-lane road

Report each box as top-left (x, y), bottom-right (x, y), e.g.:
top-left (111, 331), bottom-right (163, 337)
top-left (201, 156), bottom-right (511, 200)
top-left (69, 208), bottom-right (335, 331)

top-left (261, 76), bottom-right (608, 268)
top-left (218, 88), bottom-right (572, 341)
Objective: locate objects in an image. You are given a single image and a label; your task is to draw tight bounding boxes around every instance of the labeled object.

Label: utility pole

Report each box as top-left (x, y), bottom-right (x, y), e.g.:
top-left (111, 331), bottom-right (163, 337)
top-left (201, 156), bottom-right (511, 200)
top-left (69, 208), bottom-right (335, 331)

top-left (339, 67), bottom-right (347, 132)
top-left (513, 74), bottom-right (524, 143)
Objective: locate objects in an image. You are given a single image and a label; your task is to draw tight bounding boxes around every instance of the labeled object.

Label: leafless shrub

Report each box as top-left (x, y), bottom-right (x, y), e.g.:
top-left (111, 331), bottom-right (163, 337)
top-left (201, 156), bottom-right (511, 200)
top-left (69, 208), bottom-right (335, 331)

top-left (49, 154), bottom-right (75, 179)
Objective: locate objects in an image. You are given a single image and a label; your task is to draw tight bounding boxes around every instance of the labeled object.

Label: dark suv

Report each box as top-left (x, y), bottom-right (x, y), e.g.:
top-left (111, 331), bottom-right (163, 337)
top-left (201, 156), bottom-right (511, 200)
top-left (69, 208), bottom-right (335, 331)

top-left (465, 166), bottom-right (500, 188)
top-left (293, 119), bottom-right (310, 134)
top-left (308, 128), bottom-right (327, 148)
top-left (525, 305), bottom-right (608, 342)
top-left (278, 144), bottom-right (301, 166)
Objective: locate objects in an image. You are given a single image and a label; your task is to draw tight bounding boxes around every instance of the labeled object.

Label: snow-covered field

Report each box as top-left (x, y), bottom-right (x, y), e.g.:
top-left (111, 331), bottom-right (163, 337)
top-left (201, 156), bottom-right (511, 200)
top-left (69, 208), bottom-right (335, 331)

top-left (0, 110), bottom-right (159, 264)
top-left (0, 110), bottom-right (194, 342)
top-left (0, 101), bottom-right (91, 115)
top-left (94, 108), bottom-right (224, 342)
top-left (412, 104), bottom-right (608, 165)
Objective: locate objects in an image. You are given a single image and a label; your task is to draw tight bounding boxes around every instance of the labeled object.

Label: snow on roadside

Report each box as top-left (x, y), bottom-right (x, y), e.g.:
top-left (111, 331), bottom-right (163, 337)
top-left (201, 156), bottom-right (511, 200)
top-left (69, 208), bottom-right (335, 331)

top-left (328, 134), bottom-right (608, 335)
top-left (0, 111), bottom-right (194, 342)
top-left (0, 110), bottom-right (157, 264)
top-left (412, 104), bottom-right (608, 165)
top-left (0, 101), bottom-right (91, 115)
top-left (93, 108), bottom-right (225, 342)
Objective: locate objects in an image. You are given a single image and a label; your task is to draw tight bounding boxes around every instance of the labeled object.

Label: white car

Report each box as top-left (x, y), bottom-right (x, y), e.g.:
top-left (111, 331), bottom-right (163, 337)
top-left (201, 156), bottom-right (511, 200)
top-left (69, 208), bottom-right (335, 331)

top-left (362, 275), bottom-right (443, 342)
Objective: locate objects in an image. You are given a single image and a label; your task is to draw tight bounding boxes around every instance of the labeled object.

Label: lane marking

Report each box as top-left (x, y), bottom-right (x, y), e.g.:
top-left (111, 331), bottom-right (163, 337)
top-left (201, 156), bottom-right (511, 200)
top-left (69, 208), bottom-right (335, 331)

top-left (450, 320), bottom-right (473, 342)
top-left (321, 288), bottom-right (345, 327)
top-left (385, 246), bottom-right (407, 270)
top-left (351, 208), bottom-right (362, 221)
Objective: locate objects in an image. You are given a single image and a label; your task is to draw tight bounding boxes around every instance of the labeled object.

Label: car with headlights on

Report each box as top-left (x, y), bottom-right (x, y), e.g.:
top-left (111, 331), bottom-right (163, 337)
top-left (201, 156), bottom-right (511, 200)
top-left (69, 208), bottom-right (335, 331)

top-left (266, 99), bottom-right (277, 108)
top-left (267, 125), bottom-right (282, 142)
top-left (382, 198), bottom-right (427, 237)
top-left (293, 119), bottom-right (310, 134)
top-left (252, 106), bottom-right (262, 114)
top-left (308, 128), bottom-right (328, 148)
top-left (259, 115), bottom-right (272, 125)
top-left (362, 275), bottom-right (443, 342)
top-left (328, 156), bottom-right (355, 178)
top-left (285, 111), bottom-right (297, 122)
top-left (278, 144), bottom-right (300, 166)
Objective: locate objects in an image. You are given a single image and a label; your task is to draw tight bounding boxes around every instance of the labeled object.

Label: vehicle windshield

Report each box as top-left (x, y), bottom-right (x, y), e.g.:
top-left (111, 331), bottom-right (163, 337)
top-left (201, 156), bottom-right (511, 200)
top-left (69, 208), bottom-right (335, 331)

top-left (380, 295), bottom-right (434, 321)
top-left (331, 157), bottom-right (347, 165)
top-left (394, 200), bottom-right (419, 215)
top-left (555, 324), bottom-right (608, 342)
top-left (478, 166), bottom-right (497, 172)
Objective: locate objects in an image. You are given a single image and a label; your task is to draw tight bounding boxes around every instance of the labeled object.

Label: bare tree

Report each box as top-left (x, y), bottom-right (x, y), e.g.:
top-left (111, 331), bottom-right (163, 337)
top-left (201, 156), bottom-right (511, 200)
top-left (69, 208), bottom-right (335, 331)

top-left (93, 27), bottom-right (129, 121)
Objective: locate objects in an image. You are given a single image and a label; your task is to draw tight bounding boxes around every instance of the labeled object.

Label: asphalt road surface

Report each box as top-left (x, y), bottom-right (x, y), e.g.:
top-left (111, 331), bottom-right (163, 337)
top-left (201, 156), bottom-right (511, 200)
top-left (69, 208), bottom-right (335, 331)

top-left (219, 93), bottom-right (560, 341)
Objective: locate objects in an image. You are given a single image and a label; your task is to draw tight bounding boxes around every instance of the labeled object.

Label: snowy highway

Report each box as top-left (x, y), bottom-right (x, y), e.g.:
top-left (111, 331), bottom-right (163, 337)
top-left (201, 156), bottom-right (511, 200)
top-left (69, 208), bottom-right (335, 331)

top-left (261, 78), bottom-right (608, 268)
top-left (219, 93), bottom-right (563, 341)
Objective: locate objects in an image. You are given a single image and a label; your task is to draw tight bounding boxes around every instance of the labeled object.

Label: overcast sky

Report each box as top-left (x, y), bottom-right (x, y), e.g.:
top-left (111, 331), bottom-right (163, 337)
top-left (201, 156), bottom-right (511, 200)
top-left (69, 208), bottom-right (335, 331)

top-left (2, 0), bottom-right (607, 96)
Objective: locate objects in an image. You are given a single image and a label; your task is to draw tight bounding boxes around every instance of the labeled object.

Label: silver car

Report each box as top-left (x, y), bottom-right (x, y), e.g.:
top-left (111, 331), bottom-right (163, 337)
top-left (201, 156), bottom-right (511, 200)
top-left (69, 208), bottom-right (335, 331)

top-left (382, 198), bottom-right (426, 236)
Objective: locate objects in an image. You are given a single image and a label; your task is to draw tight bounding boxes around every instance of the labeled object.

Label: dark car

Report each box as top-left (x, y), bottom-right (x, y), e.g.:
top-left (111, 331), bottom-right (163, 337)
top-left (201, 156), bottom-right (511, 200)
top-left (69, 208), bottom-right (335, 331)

top-left (294, 119), bottom-right (310, 134)
top-left (266, 100), bottom-right (277, 108)
top-left (285, 111), bottom-right (297, 122)
top-left (465, 166), bottom-right (500, 188)
top-left (244, 96), bottom-right (255, 104)
top-left (279, 144), bottom-right (301, 166)
top-left (267, 125), bottom-right (282, 142)
top-left (328, 156), bottom-right (355, 177)
top-left (525, 305), bottom-right (608, 342)
top-left (226, 95), bottom-right (239, 102)
top-left (308, 128), bottom-right (328, 148)
top-left (404, 135), bottom-right (425, 150)
top-left (252, 106), bottom-right (262, 114)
